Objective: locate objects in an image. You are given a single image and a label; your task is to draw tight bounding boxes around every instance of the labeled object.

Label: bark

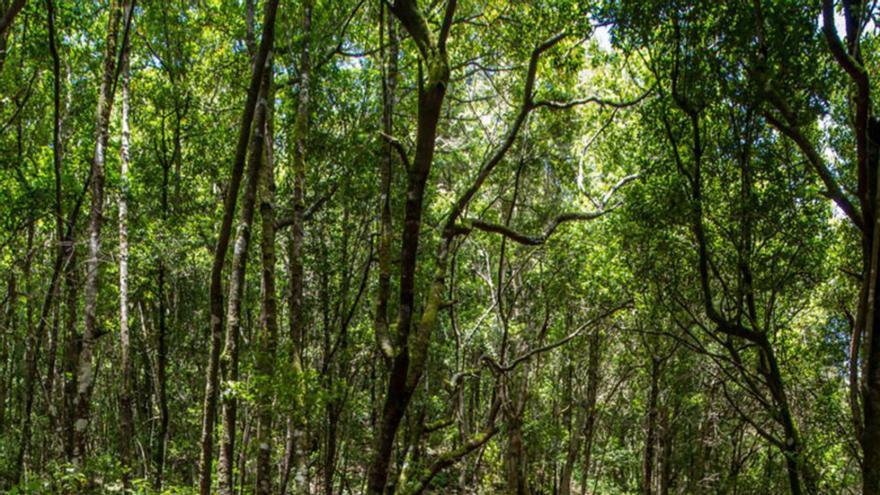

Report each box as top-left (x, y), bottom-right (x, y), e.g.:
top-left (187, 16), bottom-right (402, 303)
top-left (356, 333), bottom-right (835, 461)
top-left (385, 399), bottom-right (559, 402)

top-left (279, 2), bottom-right (310, 493)
top-left (72, 0), bottom-right (123, 466)
top-left (198, 1), bottom-right (278, 492)
top-left (117, 44), bottom-right (134, 490)
top-left (863, 115), bottom-right (880, 495)
top-left (365, 2), bottom-right (453, 492)
top-left (61, 237), bottom-right (79, 462)
top-left (581, 331), bottom-right (602, 490)
top-left (559, 369), bottom-right (581, 495)
top-left (505, 415), bottom-right (529, 495)
top-left (0, 0), bottom-right (25, 38)
top-left (374, 0), bottom-right (398, 362)
top-left (217, 62), bottom-right (269, 495)
top-left (643, 358), bottom-right (660, 495)
top-left (0, 274), bottom-right (13, 437)
top-left (254, 62), bottom-right (277, 495)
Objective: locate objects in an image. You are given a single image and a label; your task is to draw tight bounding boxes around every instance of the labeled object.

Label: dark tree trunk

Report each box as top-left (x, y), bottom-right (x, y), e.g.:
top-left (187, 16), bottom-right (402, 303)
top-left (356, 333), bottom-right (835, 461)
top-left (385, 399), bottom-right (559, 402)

top-left (253, 59), bottom-right (277, 495)
top-left (198, 2), bottom-right (278, 493)
top-left (365, 1), bottom-right (452, 489)
top-left (643, 358), bottom-right (660, 495)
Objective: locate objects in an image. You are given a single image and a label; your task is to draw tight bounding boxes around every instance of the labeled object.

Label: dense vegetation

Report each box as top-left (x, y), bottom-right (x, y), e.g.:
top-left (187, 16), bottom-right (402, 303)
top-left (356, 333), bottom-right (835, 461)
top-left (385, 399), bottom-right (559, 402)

top-left (0, 0), bottom-right (878, 493)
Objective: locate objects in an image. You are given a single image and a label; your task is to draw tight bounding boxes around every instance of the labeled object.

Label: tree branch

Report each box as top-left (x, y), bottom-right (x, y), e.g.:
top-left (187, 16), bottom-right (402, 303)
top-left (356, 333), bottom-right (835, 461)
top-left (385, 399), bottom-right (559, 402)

top-left (442, 32), bottom-right (568, 232)
top-left (453, 174), bottom-right (637, 245)
top-left (379, 131), bottom-right (412, 171)
top-left (483, 301), bottom-right (629, 374)
top-left (761, 108), bottom-right (863, 230)
top-left (405, 425), bottom-right (500, 495)
top-left (532, 85), bottom-right (654, 111)
top-left (822, 0), bottom-right (868, 86)
top-left (0, 0), bottom-right (26, 38)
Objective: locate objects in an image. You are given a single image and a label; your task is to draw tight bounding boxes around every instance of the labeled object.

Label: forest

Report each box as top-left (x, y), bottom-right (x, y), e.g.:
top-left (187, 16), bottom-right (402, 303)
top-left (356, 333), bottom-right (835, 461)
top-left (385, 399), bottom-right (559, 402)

top-left (0, 0), bottom-right (878, 493)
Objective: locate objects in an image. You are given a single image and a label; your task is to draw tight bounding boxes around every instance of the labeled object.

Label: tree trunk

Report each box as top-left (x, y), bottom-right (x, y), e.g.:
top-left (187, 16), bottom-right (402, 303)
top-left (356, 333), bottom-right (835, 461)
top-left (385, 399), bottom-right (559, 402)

top-left (373, 0), bottom-right (398, 362)
top-left (217, 61), bottom-right (269, 495)
top-left (365, 1), bottom-right (451, 490)
top-left (153, 139), bottom-right (171, 493)
top-left (117, 44), bottom-right (134, 490)
top-left (862, 117), bottom-right (880, 495)
top-left (198, 1), bottom-right (278, 492)
top-left (279, 2), bottom-right (310, 493)
top-left (42, 0), bottom-right (63, 447)
top-left (152, 83), bottom-right (177, 492)
top-left (61, 238), bottom-right (79, 462)
top-left (581, 331), bottom-right (601, 493)
top-left (72, 0), bottom-right (123, 466)
top-left (505, 415), bottom-right (529, 495)
top-left (254, 61), bottom-right (277, 495)
top-left (643, 358), bottom-right (660, 495)
top-left (0, 274), bottom-right (14, 437)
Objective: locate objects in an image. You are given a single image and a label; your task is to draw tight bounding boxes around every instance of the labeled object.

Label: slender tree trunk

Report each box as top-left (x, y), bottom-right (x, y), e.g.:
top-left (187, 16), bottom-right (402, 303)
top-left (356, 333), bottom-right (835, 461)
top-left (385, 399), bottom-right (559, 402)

top-left (581, 331), bottom-right (601, 492)
top-left (72, 0), bottom-right (123, 466)
top-left (117, 45), bottom-right (134, 490)
top-left (42, 0), bottom-right (63, 439)
top-left (198, 2), bottom-right (278, 492)
top-left (559, 363), bottom-right (581, 495)
top-left (0, 274), bottom-right (14, 437)
top-left (217, 62), bottom-right (269, 495)
top-left (643, 358), bottom-right (660, 495)
top-left (365, 1), bottom-right (452, 489)
top-left (61, 239), bottom-right (79, 461)
top-left (658, 403), bottom-right (672, 495)
top-left (152, 99), bottom-right (176, 493)
top-left (862, 117), bottom-right (880, 495)
top-left (221, 21), bottom-right (262, 495)
top-left (254, 62), bottom-right (277, 495)
top-left (280, 3), bottom-right (310, 493)
top-left (505, 414), bottom-right (529, 495)
top-left (373, 0), bottom-right (397, 362)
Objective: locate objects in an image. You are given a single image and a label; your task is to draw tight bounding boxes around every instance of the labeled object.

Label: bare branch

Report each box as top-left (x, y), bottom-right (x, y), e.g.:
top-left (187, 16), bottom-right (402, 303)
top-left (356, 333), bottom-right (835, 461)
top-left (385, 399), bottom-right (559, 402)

top-left (0, 0), bottom-right (26, 38)
top-left (483, 301), bottom-right (629, 374)
top-left (761, 108), bottom-right (863, 230)
top-left (379, 131), bottom-right (412, 171)
top-left (532, 85), bottom-right (654, 111)
top-left (442, 32), bottom-right (568, 231)
top-left (453, 173), bottom-right (637, 245)
top-left (822, 0), bottom-right (868, 86)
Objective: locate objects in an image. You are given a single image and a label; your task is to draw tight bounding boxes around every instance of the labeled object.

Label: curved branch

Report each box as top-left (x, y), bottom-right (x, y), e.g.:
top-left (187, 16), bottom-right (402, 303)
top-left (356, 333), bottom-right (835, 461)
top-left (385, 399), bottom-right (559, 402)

top-left (406, 426), bottom-right (500, 495)
top-left (0, 0), bottom-right (26, 38)
top-left (532, 85), bottom-right (654, 111)
top-left (822, 0), bottom-right (868, 86)
top-left (379, 131), bottom-right (411, 171)
top-left (453, 174), bottom-right (638, 245)
top-left (762, 109), bottom-right (863, 230)
top-left (443, 32), bottom-right (568, 231)
top-left (483, 302), bottom-right (629, 374)
top-left (460, 209), bottom-right (608, 246)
